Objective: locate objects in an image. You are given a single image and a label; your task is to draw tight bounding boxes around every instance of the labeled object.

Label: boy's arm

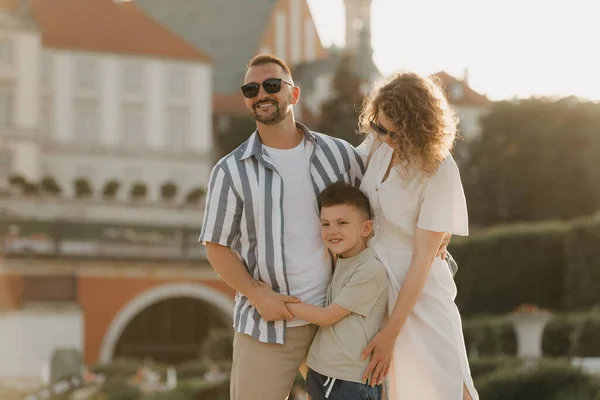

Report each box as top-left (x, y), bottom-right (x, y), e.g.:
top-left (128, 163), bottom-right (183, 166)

top-left (286, 302), bottom-right (351, 327)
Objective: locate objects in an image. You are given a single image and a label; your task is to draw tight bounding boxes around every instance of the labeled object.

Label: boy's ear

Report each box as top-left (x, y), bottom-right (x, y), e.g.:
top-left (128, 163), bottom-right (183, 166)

top-left (362, 220), bottom-right (373, 238)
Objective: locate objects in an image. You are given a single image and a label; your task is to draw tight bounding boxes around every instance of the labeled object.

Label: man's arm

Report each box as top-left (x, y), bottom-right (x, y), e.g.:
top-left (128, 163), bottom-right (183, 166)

top-left (206, 243), bottom-right (300, 321)
top-left (286, 302), bottom-right (351, 327)
top-left (200, 164), bottom-right (298, 322)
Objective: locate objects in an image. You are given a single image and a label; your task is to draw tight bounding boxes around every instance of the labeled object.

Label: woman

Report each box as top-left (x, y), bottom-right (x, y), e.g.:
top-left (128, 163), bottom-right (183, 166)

top-left (357, 72), bottom-right (478, 400)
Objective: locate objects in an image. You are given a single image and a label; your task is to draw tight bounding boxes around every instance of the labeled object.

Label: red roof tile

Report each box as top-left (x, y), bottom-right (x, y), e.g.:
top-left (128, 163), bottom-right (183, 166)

top-left (26, 0), bottom-right (212, 62)
top-left (432, 71), bottom-right (489, 106)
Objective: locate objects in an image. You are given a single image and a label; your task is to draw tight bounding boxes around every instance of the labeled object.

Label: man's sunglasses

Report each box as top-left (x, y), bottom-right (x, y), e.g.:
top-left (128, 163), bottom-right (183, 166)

top-left (370, 120), bottom-right (397, 139)
top-left (241, 78), bottom-right (294, 99)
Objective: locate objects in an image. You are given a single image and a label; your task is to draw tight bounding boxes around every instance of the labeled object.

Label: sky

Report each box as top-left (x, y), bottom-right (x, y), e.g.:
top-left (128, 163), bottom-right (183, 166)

top-left (306, 0), bottom-right (600, 101)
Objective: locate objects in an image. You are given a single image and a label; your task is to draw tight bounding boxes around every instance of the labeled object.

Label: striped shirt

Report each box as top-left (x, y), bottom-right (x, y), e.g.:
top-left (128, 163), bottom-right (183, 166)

top-left (199, 122), bottom-right (365, 344)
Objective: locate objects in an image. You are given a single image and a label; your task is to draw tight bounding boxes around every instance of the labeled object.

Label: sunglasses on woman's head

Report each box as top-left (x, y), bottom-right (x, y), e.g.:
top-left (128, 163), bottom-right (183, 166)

top-left (241, 78), bottom-right (294, 99)
top-left (370, 120), bottom-right (397, 139)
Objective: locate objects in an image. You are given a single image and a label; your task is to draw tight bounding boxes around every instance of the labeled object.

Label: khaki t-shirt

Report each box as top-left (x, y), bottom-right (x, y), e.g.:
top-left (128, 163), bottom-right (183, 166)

top-left (306, 247), bottom-right (389, 384)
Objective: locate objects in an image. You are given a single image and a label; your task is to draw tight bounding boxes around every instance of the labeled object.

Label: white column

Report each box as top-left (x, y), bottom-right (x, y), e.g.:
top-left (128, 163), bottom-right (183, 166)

top-left (147, 61), bottom-right (163, 149)
top-left (54, 53), bottom-right (73, 141)
top-left (290, 0), bottom-right (302, 64)
top-left (304, 19), bottom-right (317, 62)
top-left (275, 11), bottom-right (287, 60)
top-left (15, 33), bottom-right (41, 130)
top-left (190, 64), bottom-right (212, 153)
top-left (101, 57), bottom-right (119, 145)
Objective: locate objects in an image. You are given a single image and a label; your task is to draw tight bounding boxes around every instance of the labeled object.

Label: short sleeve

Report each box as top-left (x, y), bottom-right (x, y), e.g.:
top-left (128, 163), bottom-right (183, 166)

top-left (417, 156), bottom-right (469, 236)
top-left (198, 164), bottom-right (243, 247)
top-left (333, 265), bottom-right (387, 317)
top-left (355, 135), bottom-right (374, 162)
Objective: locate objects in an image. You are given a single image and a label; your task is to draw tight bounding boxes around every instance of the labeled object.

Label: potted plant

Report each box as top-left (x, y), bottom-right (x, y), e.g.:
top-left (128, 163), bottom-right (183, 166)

top-left (161, 182), bottom-right (178, 202)
top-left (185, 187), bottom-right (205, 205)
top-left (509, 303), bottom-right (553, 361)
top-left (40, 176), bottom-right (62, 196)
top-left (102, 180), bottom-right (120, 200)
top-left (74, 178), bottom-right (93, 199)
top-left (130, 182), bottom-right (147, 202)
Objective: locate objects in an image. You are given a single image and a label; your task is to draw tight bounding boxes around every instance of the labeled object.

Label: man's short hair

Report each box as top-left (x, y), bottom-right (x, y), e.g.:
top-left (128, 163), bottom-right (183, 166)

top-left (318, 182), bottom-right (372, 220)
top-left (247, 54), bottom-right (292, 76)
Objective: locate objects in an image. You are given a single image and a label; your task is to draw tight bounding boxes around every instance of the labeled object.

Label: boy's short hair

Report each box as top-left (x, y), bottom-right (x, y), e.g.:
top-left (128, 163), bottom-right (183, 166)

top-left (318, 182), bottom-right (372, 219)
top-left (247, 54), bottom-right (292, 76)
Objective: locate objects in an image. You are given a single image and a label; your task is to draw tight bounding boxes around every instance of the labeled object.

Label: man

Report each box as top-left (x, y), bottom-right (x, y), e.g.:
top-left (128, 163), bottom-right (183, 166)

top-left (199, 54), bottom-right (364, 400)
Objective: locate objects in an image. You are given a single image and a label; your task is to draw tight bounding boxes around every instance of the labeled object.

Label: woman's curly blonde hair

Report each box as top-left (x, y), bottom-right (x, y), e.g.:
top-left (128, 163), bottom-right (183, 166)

top-left (359, 72), bottom-right (459, 179)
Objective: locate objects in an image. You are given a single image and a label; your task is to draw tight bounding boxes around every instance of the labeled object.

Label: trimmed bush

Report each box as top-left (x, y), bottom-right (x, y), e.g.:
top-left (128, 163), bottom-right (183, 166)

top-left (463, 316), bottom-right (517, 356)
top-left (565, 214), bottom-right (600, 311)
top-left (465, 310), bottom-right (600, 358)
top-left (469, 356), bottom-right (523, 382)
top-left (477, 359), bottom-right (600, 400)
top-left (450, 211), bottom-right (600, 316)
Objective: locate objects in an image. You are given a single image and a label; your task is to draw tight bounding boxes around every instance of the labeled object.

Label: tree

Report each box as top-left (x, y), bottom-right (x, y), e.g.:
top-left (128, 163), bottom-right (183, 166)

top-left (316, 52), bottom-right (365, 146)
top-left (461, 98), bottom-right (600, 227)
top-left (215, 115), bottom-right (256, 159)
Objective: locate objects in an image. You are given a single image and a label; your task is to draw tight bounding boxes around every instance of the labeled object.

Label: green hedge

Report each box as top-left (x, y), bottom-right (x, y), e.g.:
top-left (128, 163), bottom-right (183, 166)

top-left (451, 212), bottom-right (600, 316)
top-left (565, 217), bottom-right (600, 310)
top-left (464, 310), bottom-right (600, 357)
top-left (476, 359), bottom-right (600, 400)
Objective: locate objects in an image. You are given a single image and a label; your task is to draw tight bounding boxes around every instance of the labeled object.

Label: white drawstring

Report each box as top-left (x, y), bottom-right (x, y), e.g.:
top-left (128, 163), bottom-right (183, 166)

top-left (323, 376), bottom-right (336, 398)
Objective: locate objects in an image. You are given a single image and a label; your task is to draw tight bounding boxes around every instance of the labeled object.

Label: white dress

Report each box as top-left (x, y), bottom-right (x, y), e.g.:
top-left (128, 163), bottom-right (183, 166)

top-left (359, 143), bottom-right (479, 400)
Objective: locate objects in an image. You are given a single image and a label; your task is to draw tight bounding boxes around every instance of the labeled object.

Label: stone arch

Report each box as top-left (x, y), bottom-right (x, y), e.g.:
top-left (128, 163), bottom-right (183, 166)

top-left (98, 282), bottom-right (233, 364)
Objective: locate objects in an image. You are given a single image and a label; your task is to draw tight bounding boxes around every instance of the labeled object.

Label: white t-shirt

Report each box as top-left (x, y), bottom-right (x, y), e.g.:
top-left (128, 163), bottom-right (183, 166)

top-left (263, 140), bottom-right (331, 327)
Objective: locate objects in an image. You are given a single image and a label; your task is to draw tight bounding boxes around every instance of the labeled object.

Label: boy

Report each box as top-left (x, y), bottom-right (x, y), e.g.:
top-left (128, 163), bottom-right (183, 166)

top-left (286, 182), bottom-right (389, 400)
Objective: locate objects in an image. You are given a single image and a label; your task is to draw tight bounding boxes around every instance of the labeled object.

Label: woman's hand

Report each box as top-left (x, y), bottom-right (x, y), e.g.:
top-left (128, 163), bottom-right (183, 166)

top-left (360, 327), bottom-right (397, 386)
top-left (436, 232), bottom-right (452, 259)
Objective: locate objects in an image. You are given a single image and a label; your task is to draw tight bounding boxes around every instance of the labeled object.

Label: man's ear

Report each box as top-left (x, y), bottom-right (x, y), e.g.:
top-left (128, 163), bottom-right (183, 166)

top-left (291, 85), bottom-right (301, 105)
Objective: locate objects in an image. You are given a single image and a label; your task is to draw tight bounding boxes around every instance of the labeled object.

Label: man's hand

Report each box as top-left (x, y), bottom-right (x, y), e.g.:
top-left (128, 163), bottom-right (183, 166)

top-left (248, 281), bottom-right (301, 322)
top-left (361, 328), bottom-right (396, 386)
top-left (436, 232), bottom-right (452, 259)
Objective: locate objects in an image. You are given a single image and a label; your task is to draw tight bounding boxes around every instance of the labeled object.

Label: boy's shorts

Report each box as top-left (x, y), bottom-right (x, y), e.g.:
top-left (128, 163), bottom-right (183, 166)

top-left (306, 368), bottom-right (382, 400)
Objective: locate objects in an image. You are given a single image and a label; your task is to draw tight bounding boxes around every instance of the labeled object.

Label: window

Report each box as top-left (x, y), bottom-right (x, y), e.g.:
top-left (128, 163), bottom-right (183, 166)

top-left (0, 84), bottom-right (14, 127)
top-left (166, 108), bottom-right (190, 151)
top-left (0, 38), bottom-right (13, 64)
top-left (122, 63), bottom-right (144, 94)
top-left (167, 67), bottom-right (188, 99)
top-left (121, 107), bottom-right (145, 148)
top-left (74, 101), bottom-right (99, 142)
top-left (75, 58), bottom-right (98, 91)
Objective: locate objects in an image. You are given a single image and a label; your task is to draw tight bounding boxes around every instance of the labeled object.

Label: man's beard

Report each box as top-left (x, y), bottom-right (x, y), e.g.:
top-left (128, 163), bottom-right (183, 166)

top-left (250, 98), bottom-right (291, 125)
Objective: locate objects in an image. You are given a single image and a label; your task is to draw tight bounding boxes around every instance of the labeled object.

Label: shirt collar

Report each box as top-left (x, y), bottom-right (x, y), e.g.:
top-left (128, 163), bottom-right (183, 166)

top-left (239, 121), bottom-right (317, 161)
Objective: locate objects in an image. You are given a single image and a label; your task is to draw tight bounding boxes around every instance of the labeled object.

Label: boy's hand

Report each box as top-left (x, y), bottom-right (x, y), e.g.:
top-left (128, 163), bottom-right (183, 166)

top-left (248, 281), bottom-right (300, 322)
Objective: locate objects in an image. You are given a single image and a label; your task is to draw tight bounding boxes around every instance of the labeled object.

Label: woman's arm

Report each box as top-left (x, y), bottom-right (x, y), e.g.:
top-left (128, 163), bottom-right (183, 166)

top-left (286, 303), bottom-right (351, 327)
top-left (360, 227), bottom-right (446, 386)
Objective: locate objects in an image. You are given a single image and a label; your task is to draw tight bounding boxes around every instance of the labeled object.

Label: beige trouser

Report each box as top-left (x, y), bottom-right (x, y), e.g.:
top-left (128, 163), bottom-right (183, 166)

top-left (230, 324), bottom-right (318, 400)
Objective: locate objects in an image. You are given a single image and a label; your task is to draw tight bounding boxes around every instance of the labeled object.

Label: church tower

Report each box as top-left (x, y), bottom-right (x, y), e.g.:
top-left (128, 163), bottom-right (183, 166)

top-left (344, 0), bottom-right (372, 53)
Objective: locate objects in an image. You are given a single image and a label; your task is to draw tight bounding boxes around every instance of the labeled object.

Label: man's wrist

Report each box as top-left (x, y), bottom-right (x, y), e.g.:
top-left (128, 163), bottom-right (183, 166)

top-left (244, 280), bottom-right (265, 303)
